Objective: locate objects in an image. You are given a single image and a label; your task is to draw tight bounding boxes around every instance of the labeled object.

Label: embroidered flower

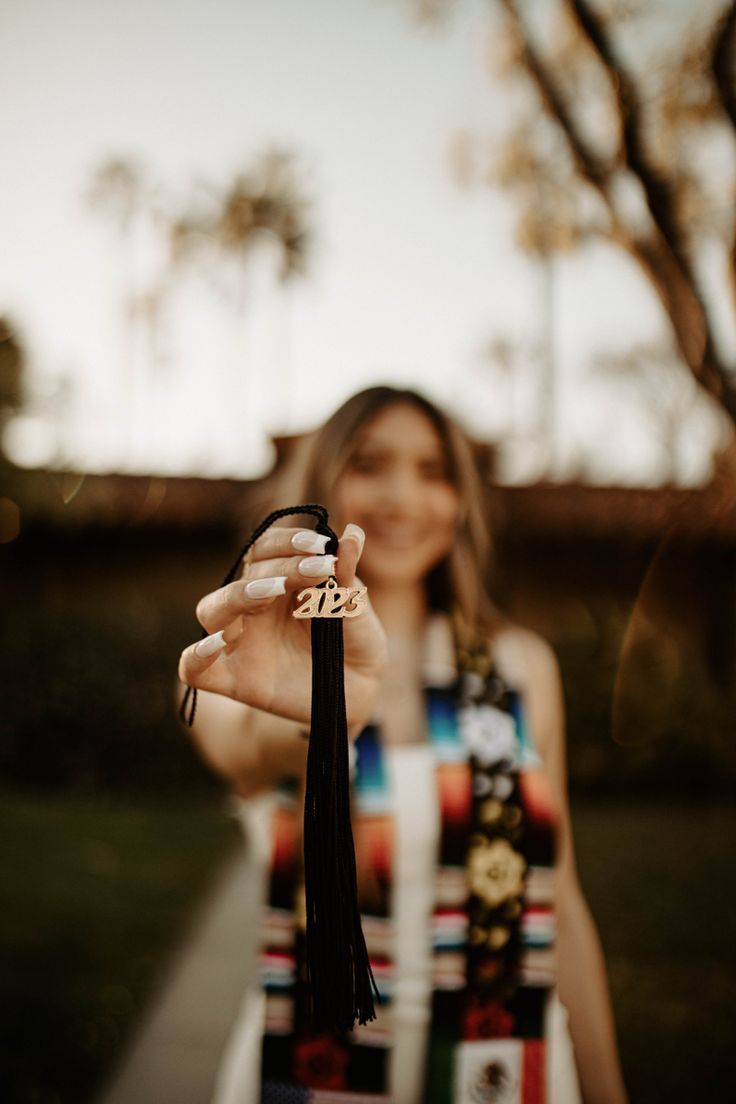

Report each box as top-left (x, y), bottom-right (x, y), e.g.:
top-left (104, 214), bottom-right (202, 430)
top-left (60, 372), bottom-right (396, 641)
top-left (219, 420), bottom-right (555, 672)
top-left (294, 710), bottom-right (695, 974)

top-left (463, 996), bottom-right (515, 1040)
top-left (487, 924), bottom-right (511, 950)
top-left (292, 1032), bottom-right (349, 1090)
top-left (479, 799), bottom-right (503, 826)
top-left (475, 956), bottom-right (504, 987)
top-left (491, 774), bottom-right (514, 801)
top-left (473, 773), bottom-right (493, 797)
top-left (459, 704), bottom-right (519, 768)
top-left (467, 837), bottom-right (526, 907)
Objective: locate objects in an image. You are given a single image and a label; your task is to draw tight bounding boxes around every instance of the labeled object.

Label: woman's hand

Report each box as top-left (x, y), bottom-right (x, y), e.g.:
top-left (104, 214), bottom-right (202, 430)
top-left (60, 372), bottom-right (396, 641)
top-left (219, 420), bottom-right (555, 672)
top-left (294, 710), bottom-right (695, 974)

top-left (178, 524), bottom-right (387, 731)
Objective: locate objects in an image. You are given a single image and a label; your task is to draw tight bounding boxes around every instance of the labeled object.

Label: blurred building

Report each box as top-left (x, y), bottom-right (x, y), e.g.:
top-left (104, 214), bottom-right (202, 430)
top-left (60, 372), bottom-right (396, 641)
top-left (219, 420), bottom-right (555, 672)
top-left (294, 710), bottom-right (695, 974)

top-left (3, 444), bottom-right (734, 688)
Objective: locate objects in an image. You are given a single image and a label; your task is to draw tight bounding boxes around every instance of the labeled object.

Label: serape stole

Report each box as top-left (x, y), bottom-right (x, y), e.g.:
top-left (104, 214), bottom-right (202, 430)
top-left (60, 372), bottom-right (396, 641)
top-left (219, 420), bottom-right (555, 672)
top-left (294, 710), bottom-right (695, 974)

top-left (260, 670), bottom-right (557, 1103)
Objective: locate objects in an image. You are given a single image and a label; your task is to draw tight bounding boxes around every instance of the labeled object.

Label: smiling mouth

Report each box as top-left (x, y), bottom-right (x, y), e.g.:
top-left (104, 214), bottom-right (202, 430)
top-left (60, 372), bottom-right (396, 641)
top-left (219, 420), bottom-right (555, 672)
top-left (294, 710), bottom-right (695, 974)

top-left (366, 525), bottom-right (424, 549)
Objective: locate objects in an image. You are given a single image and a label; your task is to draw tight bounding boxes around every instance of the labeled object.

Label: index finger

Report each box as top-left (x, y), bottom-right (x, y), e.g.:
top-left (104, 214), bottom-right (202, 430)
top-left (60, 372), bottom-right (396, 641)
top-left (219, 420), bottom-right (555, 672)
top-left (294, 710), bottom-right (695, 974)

top-left (195, 575), bottom-right (288, 633)
top-left (249, 526), bottom-right (333, 563)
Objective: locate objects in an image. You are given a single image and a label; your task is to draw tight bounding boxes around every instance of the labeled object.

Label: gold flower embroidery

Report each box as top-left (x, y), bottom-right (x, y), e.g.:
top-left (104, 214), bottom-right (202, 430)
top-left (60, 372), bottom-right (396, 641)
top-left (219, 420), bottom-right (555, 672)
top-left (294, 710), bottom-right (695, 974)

top-left (503, 805), bottom-right (523, 830)
top-left (503, 899), bottom-right (522, 920)
top-left (487, 925), bottom-right (511, 950)
top-left (467, 838), bottom-right (526, 907)
top-left (479, 799), bottom-right (503, 826)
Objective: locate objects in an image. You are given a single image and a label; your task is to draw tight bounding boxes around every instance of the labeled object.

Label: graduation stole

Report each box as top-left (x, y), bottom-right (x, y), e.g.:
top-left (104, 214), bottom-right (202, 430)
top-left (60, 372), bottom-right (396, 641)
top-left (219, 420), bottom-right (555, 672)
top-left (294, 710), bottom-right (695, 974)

top-left (260, 663), bottom-right (559, 1104)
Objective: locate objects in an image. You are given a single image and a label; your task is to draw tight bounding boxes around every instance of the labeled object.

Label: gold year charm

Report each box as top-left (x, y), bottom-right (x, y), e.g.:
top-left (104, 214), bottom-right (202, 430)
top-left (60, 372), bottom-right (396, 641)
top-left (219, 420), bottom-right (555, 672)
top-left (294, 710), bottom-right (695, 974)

top-left (293, 575), bottom-right (367, 619)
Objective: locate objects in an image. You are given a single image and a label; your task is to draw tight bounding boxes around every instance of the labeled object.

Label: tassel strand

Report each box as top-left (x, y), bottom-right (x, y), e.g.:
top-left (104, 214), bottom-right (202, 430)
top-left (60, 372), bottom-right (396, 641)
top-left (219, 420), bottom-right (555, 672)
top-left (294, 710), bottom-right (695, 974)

top-left (181, 505), bottom-right (377, 1030)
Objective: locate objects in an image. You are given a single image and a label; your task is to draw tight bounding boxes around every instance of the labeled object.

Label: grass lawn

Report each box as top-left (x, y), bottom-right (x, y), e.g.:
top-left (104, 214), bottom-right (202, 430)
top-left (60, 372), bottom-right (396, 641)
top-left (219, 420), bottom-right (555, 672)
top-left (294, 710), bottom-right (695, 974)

top-left (1, 792), bottom-right (734, 1103)
top-left (572, 799), bottom-right (736, 1104)
top-left (0, 792), bottom-right (240, 1104)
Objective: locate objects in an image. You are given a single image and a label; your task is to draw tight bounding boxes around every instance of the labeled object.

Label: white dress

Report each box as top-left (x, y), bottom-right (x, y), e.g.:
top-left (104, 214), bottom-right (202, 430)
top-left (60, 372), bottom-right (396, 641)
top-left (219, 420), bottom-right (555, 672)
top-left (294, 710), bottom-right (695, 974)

top-left (212, 745), bottom-right (582, 1104)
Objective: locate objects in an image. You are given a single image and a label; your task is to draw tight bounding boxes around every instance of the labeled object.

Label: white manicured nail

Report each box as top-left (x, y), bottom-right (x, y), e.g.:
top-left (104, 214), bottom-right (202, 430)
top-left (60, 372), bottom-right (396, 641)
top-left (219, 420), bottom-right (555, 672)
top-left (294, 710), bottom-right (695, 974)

top-left (343, 523), bottom-right (365, 555)
top-left (291, 530), bottom-right (330, 554)
top-left (299, 554), bottom-right (337, 577)
top-left (245, 576), bottom-right (288, 599)
top-left (195, 630), bottom-right (226, 658)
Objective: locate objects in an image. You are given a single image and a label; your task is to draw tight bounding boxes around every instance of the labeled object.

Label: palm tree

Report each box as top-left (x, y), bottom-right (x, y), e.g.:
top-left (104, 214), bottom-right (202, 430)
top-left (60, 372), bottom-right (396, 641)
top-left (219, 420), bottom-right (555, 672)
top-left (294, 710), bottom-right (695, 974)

top-left (89, 150), bottom-right (311, 470)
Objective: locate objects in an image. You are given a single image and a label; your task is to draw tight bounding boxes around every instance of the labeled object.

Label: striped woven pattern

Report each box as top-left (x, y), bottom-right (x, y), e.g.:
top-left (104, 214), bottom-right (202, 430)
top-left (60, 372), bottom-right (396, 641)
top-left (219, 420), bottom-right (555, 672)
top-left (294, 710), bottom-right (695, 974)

top-left (259, 674), bottom-right (557, 1102)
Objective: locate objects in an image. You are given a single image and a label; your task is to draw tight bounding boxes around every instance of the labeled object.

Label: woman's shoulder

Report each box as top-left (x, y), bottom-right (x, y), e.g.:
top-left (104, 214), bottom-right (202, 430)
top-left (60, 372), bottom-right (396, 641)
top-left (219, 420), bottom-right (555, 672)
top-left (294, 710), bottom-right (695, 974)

top-left (423, 612), bottom-right (560, 692)
top-left (492, 623), bottom-right (565, 762)
top-left (491, 622), bottom-right (561, 695)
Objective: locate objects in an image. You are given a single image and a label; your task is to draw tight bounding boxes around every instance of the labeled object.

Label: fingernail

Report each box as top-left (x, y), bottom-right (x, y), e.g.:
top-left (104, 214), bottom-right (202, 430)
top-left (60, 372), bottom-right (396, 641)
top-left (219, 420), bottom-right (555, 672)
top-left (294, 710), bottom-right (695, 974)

top-left (298, 554), bottom-right (337, 578)
top-left (195, 630), bottom-right (226, 658)
top-left (343, 523), bottom-right (365, 555)
top-left (245, 575), bottom-right (288, 599)
top-left (291, 530), bottom-right (329, 554)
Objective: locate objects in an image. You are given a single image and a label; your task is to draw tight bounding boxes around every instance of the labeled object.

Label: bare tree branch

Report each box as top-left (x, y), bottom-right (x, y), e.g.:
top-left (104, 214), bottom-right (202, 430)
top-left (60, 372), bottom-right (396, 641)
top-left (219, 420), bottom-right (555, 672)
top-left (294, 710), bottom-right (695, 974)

top-left (498, 0), bottom-right (606, 192)
top-left (711, 0), bottom-right (736, 310)
top-left (498, 0), bottom-right (736, 423)
top-left (566, 0), bottom-right (690, 264)
top-left (712, 0), bottom-right (736, 129)
top-left (567, 0), bottom-right (736, 417)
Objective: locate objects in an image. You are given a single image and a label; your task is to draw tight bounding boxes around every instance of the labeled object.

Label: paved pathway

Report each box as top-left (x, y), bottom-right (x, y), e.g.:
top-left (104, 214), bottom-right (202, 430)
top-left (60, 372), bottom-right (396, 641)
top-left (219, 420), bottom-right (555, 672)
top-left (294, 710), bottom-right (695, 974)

top-left (98, 835), bottom-right (258, 1104)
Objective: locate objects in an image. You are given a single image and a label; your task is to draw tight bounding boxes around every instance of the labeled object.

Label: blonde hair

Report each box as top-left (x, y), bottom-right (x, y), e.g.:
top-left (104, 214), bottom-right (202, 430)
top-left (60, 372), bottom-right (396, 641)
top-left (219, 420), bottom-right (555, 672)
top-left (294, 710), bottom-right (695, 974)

top-left (270, 386), bottom-right (501, 643)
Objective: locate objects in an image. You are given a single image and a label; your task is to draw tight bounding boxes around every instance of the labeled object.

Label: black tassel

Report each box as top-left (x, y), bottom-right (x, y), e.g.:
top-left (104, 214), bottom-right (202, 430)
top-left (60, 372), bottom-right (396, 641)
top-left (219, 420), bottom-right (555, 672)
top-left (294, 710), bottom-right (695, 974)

top-left (304, 522), bottom-right (377, 1030)
top-left (180, 505), bottom-right (377, 1031)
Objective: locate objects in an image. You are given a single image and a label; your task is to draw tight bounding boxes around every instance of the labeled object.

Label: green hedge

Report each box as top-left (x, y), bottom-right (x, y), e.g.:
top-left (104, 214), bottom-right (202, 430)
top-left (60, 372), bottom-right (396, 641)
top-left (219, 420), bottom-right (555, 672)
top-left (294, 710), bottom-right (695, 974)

top-left (1, 532), bottom-right (733, 798)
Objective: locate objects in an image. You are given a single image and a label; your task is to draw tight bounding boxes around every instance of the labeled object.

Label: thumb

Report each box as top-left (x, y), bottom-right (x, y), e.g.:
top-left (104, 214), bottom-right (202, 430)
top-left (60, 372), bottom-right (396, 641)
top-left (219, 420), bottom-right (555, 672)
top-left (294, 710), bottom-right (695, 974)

top-left (335, 523), bottom-right (365, 587)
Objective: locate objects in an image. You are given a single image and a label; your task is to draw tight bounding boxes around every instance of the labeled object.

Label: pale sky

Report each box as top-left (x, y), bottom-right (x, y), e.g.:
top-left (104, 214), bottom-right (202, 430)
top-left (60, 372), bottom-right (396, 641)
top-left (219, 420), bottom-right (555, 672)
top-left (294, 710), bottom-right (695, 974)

top-left (0, 0), bottom-right (731, 484)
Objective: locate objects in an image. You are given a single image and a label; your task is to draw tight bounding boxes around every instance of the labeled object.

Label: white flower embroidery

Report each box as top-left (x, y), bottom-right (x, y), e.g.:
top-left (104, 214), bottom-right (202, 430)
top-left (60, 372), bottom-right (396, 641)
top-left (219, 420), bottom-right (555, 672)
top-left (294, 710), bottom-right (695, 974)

top-left (472, 773), bottom-right (493, 797)
top-left (459, 704), bottom-right (520, 769)
top-left (491, 773), bottom-right (514, 800)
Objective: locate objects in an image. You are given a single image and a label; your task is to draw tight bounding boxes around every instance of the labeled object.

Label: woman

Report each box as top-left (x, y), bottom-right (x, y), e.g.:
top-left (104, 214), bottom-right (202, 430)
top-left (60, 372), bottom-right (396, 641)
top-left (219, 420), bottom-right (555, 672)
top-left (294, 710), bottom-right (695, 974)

top-left (178, 386), bottom-right (628, 1104)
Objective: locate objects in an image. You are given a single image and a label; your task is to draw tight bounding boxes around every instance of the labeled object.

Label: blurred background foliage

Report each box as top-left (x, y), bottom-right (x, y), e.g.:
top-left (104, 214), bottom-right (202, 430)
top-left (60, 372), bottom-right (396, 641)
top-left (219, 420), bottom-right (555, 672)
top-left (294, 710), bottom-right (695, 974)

top-left (1, 485), bottom-right (735, 1101)
top-left (1, 507), bottom-right (734, 800)
top-left (427, 0), bottom-right (736, 425)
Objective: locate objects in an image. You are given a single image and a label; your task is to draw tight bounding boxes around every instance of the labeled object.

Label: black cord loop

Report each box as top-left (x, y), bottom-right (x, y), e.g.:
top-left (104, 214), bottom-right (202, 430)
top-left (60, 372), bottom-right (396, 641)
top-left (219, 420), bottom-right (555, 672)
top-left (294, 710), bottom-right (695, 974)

top-left (179, 505), bottom-right (337, 727)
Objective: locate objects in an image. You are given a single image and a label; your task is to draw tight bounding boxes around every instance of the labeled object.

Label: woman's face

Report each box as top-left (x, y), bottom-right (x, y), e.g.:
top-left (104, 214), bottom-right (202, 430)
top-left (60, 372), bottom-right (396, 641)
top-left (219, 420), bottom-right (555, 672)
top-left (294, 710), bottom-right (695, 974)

top-left (333, 402), bottom-right (461, 587)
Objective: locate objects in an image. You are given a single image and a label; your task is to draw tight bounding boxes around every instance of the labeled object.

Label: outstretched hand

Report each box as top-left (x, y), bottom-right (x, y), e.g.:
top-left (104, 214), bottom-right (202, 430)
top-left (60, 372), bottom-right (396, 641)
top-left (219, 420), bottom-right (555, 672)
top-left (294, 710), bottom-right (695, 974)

top-left (178, 523), bottom-right (387, 730)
